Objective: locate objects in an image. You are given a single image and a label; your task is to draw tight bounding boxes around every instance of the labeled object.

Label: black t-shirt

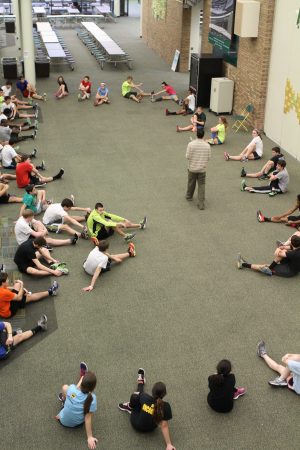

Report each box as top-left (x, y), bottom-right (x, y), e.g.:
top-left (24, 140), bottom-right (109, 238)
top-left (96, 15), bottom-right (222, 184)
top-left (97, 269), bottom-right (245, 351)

top-left (14, 239), bottom-right (37, 271)
top-left (130, 392), bottom-right (172, 432)
top-left (195, 112), bottom-right (206, 126)
top-left (270, 154), bottom-right (284, 166)
top-left (285, 248), bottom-right (300, 274)
top-left (207, 373), bottom-right (235, 413)
top-left (58, 80), bottom-right (69, 93)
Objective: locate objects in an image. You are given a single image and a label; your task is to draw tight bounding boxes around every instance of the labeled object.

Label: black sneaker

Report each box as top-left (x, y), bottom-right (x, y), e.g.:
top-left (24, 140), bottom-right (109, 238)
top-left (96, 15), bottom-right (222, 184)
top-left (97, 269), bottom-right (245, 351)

top-left (31, 130), bottom-right (37, 140)
top-left (258, 173), bottom-right (269, 180)
top-left (71, 233), bottom-right (79, 245)
top-left (118, 402), bottom-right (132, 414)
top-left (240, 167), bottom-right (246, 177)
top-left (137, 368), bottom-right (146, 384)
top-left (34, 182), bottom-right (46, 188)
top-left (54, 168), bottom-right (64, 180)
top-left (31, 148), bottom-right (38, 158)
top-left (36, 160), bottom-right (46, 171)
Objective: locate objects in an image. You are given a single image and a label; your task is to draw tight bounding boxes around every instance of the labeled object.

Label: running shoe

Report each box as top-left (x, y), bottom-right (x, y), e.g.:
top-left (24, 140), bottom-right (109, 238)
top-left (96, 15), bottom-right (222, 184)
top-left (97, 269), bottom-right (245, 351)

top-left (237, 253), bottom-right (247, 269)
top-left (240, 167), bottom-right (246, 177)
top-left (140, 216), bottom-right (147, 230)
top-left (31, 148), bottom-right (38, 158)
top-left (269, 191), bottom-right (278, 197)
top-left (259, 266), bottom-right (273, 276)
top-left (224, 151), bottom-right (229, 161)
top-left (71, 234), bottom-right (79, 245)
top-left (257, 210), bottom-right (265, 222)
top-left (165, 108), bottom-right (169, 116)
top-left (137, 368), bottom-right (146, 384)
top-left (49, 280), bottom-right (59, 296)
top-left (81, 226), bottom-right (89, 240)
top-left (70, 194), bottom-right (75, 205)
top-left (128, 242), bottom-right (136, 257)
top-left (124, 233), bottom-right (136, 243)
top-left (118, 402), bottom-right (132, 414)
top-left (268, 376), bottom-right (287, 387)
top-left (257, 340), bottom-right (267, 357)
top-left (43, 92), bottom-right (47, 101)
top-left (240, 179), bottom-right (246, 191)
top-left (80, 361), bottom-right (88, 377)
top-left (233, 387), bottom-right (246, 400)
top-left (37, 314), bottom-right (48, 331)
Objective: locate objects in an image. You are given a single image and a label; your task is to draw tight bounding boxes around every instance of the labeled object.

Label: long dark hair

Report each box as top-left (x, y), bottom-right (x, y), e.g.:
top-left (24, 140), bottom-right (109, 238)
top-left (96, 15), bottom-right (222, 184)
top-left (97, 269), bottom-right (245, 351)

top-left (81, 372), bottom-right (97, 415)
top-left (210, 359), bottom-right (232, 386)
top-left (152, 382), bottom-right (167, 424)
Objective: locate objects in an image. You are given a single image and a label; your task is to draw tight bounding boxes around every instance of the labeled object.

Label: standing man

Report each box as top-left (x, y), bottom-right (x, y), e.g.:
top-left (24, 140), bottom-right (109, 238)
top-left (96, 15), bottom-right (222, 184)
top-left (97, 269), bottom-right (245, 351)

top-left (185, 128), bottom-right (211, 210)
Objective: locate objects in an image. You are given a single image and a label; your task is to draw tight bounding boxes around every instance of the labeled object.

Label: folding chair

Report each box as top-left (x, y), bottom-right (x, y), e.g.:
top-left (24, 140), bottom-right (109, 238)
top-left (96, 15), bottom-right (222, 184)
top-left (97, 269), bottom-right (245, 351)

top-left (232, 103), bottom-right (254, 132)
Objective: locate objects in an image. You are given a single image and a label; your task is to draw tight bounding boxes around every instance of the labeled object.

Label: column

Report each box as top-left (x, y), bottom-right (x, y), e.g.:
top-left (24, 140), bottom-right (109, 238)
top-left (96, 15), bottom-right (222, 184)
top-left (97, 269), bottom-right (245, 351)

top-left (139, 0), bottom-right (143, 37)
top-left (11, 0), bottom-right (21, 54)
top-left (114, 0), bottom-right (120, 17)
top-left (19, 0), bottom-right (36, 84)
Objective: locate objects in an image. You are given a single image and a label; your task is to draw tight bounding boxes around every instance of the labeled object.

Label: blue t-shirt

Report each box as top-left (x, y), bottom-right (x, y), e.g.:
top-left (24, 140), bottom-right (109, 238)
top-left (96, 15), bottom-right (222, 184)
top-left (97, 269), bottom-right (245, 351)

top-left (58, 384), bottom-right (97, 427)
top-left (0, 322), bottom-right (8, 359)
top-left (16, 80), bottom-right (28, 93)
top-left (97, 87), bottom-right (108, 96)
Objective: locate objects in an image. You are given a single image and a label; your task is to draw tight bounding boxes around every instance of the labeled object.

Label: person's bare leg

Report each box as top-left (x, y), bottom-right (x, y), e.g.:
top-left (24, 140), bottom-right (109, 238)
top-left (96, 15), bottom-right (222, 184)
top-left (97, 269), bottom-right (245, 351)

top-left (26, 267), bottom-right (53, 276)
top-left (112, 252), bottom-right (130, 262)
top-left (13, 330), bottom-right (33, 345)
top-left (114, 225), bottom-right (126, 237)
top-left (177, 125), bottom-right (193, 132)
top-left (39, 176), bottom-right (55, 183)
top-left (69, 215), bottom-right (85, 222)
top-left (261, 354), bottom-right (291, 379)
top-left (1, 173), bottom-right (16, 181)
top-left (37, 190), bottom-right (46, 203)
top-left (8, 195), bottom-right (22, 203)
top-left (249, 263), bottom-right (272, 272)
top-left (123, 220), bottom-right (141, 229)
top-left (228, 154), bottom-right (243, 161)
top-left (60, 223), bottom-right (79, 235)
top-left (129, 94), bottom-right (140, 103)
top-left (270, 215), bottom-right (289, 223)
top-left (46, 237), bottom-right (73, 246)
top-left (31, 93), bottom-right (44, 101)
top-left (38, 247), bottom-right (55, 263)
top-left (26, 291), bottom-right (50, 302)
top-left (245, 171), bottom-right (263, 178)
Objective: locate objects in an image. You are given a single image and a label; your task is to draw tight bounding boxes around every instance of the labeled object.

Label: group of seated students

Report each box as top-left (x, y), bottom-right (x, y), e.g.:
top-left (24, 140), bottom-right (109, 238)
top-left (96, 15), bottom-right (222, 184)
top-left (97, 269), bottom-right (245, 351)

top-left (1, 72), bottom-right (299, 450)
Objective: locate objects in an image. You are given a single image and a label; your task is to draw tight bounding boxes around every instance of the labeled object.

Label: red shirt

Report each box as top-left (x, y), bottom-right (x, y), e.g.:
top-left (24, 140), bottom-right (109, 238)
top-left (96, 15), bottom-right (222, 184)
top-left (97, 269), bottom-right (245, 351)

top-left (0, 287), bottom-right (15, 318)
top-left (81, 80), bottom-right (92, 93)
top-left (16, 161), bottom-right (33, 188)
top-left (165, 85), bottom-right (176, 95)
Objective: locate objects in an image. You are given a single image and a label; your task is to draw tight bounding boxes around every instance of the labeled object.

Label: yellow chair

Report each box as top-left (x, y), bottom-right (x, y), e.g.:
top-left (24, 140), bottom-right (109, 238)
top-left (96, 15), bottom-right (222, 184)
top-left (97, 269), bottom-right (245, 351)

top-left (232, 103), bottom-right (254, 132)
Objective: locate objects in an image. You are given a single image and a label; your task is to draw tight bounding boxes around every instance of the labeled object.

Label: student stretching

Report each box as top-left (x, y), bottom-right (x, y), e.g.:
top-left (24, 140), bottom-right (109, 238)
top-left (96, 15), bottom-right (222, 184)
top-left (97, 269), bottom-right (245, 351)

top-left (207, 359), bottom-right (246, 413)
top-left (119, 369), bottom-right (176, 450)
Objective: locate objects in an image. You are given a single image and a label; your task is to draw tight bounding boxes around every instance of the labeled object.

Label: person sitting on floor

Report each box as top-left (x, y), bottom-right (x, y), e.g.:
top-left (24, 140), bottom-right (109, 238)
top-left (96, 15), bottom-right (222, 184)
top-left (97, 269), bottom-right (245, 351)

top-left (237, 234), bottom-right (300, 277)
top-left (55, 367), bottom-right (98, 450)
top-left (118, 369), bottom-right (176, 450)
top-left (152, 81), bottom-right (179, 104)
top-left (176, 106), bottom-right (206, 133)
top-left (241, 160), bottom-right (289, 196)
top-left (257, 194), bottom-right (300, 227)
top-left (0, 181), bottom-right (22, 204)
top-left (13, 237), bottom-right (68, 277)
top-left (86, 202), bottom-right (147, 245)
top-left (206, 116), bottom-right (228, 145)
top-left (257, 341), bottom-right (300, 393)
top-left (78, 75), bottom-right (92, 101)
top-left (94, 82), bottom-right (110, 106)
top-left (20, 184), bottom-right (50, 215)
top-left (42, 198), bottom-right (90, 238)
top-left (15, 209), bottom-right (78, 247)
top-left (207, 359), bottom-right (246, 413)
top-left (0, 315), bottom-right (47, 361)
top-left (121, 76), bottom-right (151, 103)
top-left (240, 146), bottom-right (284, 179)
top-left (55, 76), bottom-right (69, 99)
top-left (16, 154), bottom-right (64, 189)
top-left (166, 89), bottom-right (195, 116)
top-left (224, 129), bottom-right (263, 161)
top-left (0, 272), bottom-right (58, 318)
top-left (16, 76), bottom-right (46, 101)
top-left (1, 96), bottom-right (37, 122)
top-left (0, 119), bottom-right (36, 145)
top-left (0, 143), bottom-right (22, 169)
top-left (82, 240), bottom-right (136, 292)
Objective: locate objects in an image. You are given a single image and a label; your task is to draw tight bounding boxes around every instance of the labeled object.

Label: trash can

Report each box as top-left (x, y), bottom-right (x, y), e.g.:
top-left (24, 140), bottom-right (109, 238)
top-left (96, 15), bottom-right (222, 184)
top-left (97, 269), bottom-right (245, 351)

top-left (35, 59), bottom-right (50, 78)
top-left (2, 57), bottom-right (18, 79)
top-left (5, 21), bottom-right (15, 33)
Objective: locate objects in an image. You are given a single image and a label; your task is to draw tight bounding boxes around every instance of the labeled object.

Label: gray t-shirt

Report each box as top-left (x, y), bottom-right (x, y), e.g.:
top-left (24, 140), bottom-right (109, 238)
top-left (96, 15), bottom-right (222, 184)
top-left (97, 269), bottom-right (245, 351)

top-left (275, 168), bottom-right (289, 192)
top-left (0, 126), bottom-right (11, 141)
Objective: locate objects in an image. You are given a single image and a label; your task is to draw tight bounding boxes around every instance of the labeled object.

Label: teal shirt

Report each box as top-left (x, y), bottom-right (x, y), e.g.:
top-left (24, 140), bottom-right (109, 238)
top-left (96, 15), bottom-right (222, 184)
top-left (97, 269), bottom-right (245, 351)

top-left (22, 193), bottom-right (37, 213)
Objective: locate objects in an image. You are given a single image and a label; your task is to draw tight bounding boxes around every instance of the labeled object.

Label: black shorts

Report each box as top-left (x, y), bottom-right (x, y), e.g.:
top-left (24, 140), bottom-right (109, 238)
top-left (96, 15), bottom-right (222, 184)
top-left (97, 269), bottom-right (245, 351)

top-left (96, 227), bottom-right (114, 240)
top-left (288, 215), bottom-right (300, 222)
top-left (124, 91), bottom-right (137, 99)
top-left (29, 175), bottom-right (41, 185)
top-left (16, 261), bottom-right (35, 274)
top-left (9, 293), bottom-right (27, 316)
top-left (0, 194), bottom-right (10, 204)
top-left (273, 260), bottom-right (297, 278)
top-left (252, 151), bottom-right (261, 160)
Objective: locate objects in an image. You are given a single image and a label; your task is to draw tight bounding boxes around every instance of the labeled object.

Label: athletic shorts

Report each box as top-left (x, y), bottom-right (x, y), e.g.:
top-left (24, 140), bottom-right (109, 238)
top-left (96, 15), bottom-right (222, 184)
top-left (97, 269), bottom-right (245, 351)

top-left (272, 259), bottom-right (297, 278)
top-left (185, 108), bottom-right (194, 114)
top-left (0, 194), bottom-right (10, 204)
top-left (252, 151), bottom-right (261, 160)
top-left (168, 94), bottom-right (177, 100)
top-left (96, 227), bottom-right (114, 240)
top-left (288, 215), bottom-right (300, 222)
top-left (29, 175), bottom-right (41, 186)
top-left (45, 217), bottom-right (63, 233)
top-left (3, 163), bottom-right (16, 169)
top-left (124, 91), bottom-right (137, 99)
top-left (9, 289), bottom-right (27, 316)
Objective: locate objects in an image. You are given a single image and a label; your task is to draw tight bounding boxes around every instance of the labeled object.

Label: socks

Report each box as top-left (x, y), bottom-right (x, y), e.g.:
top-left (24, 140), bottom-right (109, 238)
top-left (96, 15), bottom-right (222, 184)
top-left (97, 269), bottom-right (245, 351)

top-left (168, 111), bottom-right (176, 115)
top-left (31, 325), bottom-right (42, 335)
top-left (154, 97), bottom-right (163, 102)
top-left (264, 217), bottom-right (271, 222)
top-left (242, 263), bottom-right (251, 269)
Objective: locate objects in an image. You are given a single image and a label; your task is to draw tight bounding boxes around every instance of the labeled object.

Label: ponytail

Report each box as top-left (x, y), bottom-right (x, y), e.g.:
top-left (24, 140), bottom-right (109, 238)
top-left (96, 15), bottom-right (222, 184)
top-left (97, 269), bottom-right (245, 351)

top-left (152, 381), bottom-right (167, 424)
top-left (210, 359), bottom-right (232, 387)
top-left (81, 371), bottom-right (97, 416)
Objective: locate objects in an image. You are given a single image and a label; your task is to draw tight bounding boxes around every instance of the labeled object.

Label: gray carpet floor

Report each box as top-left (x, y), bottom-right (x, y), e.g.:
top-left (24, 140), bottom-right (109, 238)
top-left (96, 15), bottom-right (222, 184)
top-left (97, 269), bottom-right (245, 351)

top-left (1, 14), bottom-right (300, 450)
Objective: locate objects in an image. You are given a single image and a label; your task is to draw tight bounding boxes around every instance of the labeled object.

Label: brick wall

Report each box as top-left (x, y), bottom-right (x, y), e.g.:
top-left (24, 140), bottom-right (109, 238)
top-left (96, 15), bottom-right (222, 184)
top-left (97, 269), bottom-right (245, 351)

top-left (142, 0), bottom-right (190, 72)
top-left (201, 0), bottom-right (276, 129)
